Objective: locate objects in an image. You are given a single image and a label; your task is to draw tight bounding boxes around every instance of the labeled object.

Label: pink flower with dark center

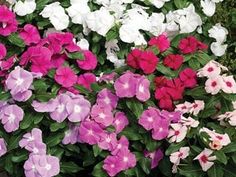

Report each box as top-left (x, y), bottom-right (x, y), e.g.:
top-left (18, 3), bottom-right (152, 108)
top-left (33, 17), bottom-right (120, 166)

top-left (136, 76), bottom-right (150, 102)
top-left (148, 34), bottom-right (170, 52)
top-left (91, 104), bottom-right (113, 127)
top-left (0, 104), bottom-right (24, 132)
top-left (0, 43), bottom-right (6, 60)
top-left (205, 76), bottom-right (223, 95)
top-left (112, 112), bottom-right (129, 134)
top-left (96, 88), bottom-right (118, 110)
top-left (139, 107), bottom-right (160, 131)
top-left (98, 132), bottom-right (117, 151)
top-left (19, 24), bottom-right (41, 45)
top-left (55, 66), bottom-right (77, 88)
top-left (78, 120), bottom-right (104, 145)
top-left (77, 50), bottom-right (97, 70)
top-left (144, 149), bottom-right (164, 169)
top-left (168, 123), bottom-right (188, 143)
top-left (0, 138), bottom-right (7, 157)
top-left (221, 75), bottom-right (236, 94)
top-left (194, 148), bottom-right (216, 171)
top-left (77, 73), bottom-right (96, 91)
top-left (0, 5), bottom-right (18, 36)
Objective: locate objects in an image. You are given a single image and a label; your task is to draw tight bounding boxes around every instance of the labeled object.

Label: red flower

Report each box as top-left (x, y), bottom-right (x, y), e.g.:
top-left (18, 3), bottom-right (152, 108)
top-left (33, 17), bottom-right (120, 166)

top-left (163, 54), bottom-right (184, 70)
top-left (154, 76), bottom-right (168, 88)
top-left (165, 78), bottom-right (185, 100)
top-left (155, 88), bottom-right (173, 111)
top-left (139, 50), bottom-right (159, 74)
top-left (127, 49), bottom-right (142, 69)
top-left (179, 68), bottom-right (197, 88)
top-left (148, 34), bottom-right (170, 52)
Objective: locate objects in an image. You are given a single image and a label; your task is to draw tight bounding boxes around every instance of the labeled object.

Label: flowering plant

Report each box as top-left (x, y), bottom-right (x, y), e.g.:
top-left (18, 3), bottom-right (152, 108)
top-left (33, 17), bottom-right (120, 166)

top-left (0, 1), bottom-right (236, 177)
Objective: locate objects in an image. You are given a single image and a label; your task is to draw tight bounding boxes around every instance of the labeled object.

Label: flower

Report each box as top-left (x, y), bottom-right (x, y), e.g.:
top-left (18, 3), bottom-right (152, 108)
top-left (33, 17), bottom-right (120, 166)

top-left (127, 48), bottom-right (142, 69)
top-left (13, 0), bottom-right (36, 16)
top-left (144, 149), bottom-right (164, 169)
top-left (91, 104), bottom-right (113, 127)
top-left (19, 24), bottom-right (41, 45)
top-left (96, 88), bottom-right (119, 110)
top-left (78, 120), bottom-right (104, 145)
top-left (194, 148), bottom-right (216, 171)
top-left (55, 67), bottom-right (77, 88)
top-left (148, 34), bottom-right (170, 52)
top-left (139, 107), bottom-right (160, 131)
top-left (135, 76), bottom-right (151, 102)
top-left (77, 73), bottom-right (96, 91)
top-left (62, 124), bottom-right (80, 145)
top-left (0, 138), bottom-right (7, 157)
top-left (197, 60), bottom-right (222, 78)
top-left (103, 155), bottom-right (123, 177)
top-left (221, 75), bottom-right (236, 94)
top-left (205, 76), bottom-right (223, 95)
top-left (112, 112), bottom-right (129, 134)
top-left (168, 123), bottom-right (188, 143)
top-left (175, 101), bottom-right (192, 114)
top-left (189, 100), bottom-right (205, 116)
top-left (40, 2), bottom-right (69, 30)
top-left (0, 5), bottom-right (18, 36)
top-left (98, 132), bottom-right (117, 151)
top-left (152, 118), bottom-right (169, 140)
top-left (139, 50), bottom-right (159, 74)
top-left (117, 148), bottom-right (137, 170)
top-left (180, 116), bottom-right (199, 128)
top-left (0, 104), bottom-right (24, 132)
top-left (150, 0), bottom-right (170, 8)
top-left (163, 54), bottom-right (183, 70)
top-left (208, 23), bottom-right (228, 44)
top-left (0, 43), bottom-right (6, 60)
top-left (210, 42), bottom-right (227, 57)
top-left (77, 50), bottom-right (97, 70)
top-left (111, 136), bottom-right (129, 155)
top-left (200, 0), bottom-right (216, 17)
top-left (179, 68), bottom-right (197, 88)
top-left (24, 154), bottom-right (60, 177)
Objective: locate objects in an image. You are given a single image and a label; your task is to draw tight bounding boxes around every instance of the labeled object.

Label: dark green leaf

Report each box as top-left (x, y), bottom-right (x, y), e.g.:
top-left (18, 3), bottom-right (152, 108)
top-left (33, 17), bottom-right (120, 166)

top-left (207, 164), bottom-right (224, 177)
top-left (165, 141), bottom-right (186, 155)
top-left (67, 51), bottom-right (84, 60)
top-left (139, 157), bottom-right (151, 174)
top-left (215, 150), bottom-right (227, 165)
top-left (61, 162), bottom-right (83, 173)
top-left (92, 162), bottom-right (108, 177)
top-left (7, 33), bottom-right (25, 47)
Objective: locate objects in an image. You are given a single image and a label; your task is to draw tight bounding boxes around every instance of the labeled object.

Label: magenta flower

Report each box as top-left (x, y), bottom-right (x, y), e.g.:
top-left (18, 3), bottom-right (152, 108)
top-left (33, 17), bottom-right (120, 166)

top-left (19, 24), bottom-right (41, 45)
top-left (139, 107), bottom-right (160, 131)
top-left (77, 73), bottom-right (96, 91)
top-left (19, 128), bottom-right (46, 155)
top-left (111, 136), bottom-right (129, 155)
top-left (0, 138), bottom-right (7, 157)
top-left (62, 124), bottom-right (80, 145)
top-left (0, 43), bottom-right (6, 60)
top-left (0, 55), bottom-right (16, 71)
top-left (24, 154), bottom-right (60, 177)
top-left (98, 132), bottom-right (117, 151)
top-left (144, 149), bottom-right (164, 169)
top-left (160, 110), bottom-right (182, 123)
top-left (117, 148), bottom-right (137, 170)
top-left (98, 72), bottom-right (117, 83)
top-left (66, 95), bottom-right (91, 122)
top-left (0, 5), bottom-right (18, 36)
top-left (5, 66), bottom-right (33, 95)
top-left (152, 118), bottom-right (169, 140)
top-left (114, 71), bottom-right (136, 98)
top-left (96, 88), bottom-right (119, 110)
top-left (77, 50), bottom-right (97, 70)
top-left (0, 104), bottom-right (24, 132)
top-left (103, 155), bottom-right (123, 177)
top-left (136, 76), bottom-right (150, 102)
top-left (50, 94), bottom-right (71, 123)
top-left (91, 104), bottom-right (113, 127)
top-left (50, 54), bottom-right (67, 68)
top-left (55, 66), bottom-right (77, 88)
top-left (78, 120), bottom-right (104, 145)
top-left (112, 112), bottom-right (129, 134)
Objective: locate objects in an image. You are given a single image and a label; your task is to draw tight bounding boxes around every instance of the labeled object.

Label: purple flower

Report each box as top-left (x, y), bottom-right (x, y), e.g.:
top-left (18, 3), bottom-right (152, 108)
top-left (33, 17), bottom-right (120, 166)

top-left (152, 118), bottom-right (169, 140)
top-left (12, 90), bottom-right (32, 102)
top-left (139, 107), bottom-right (160, 131)
top-left (111, 136), bottom-right (129, 155)
top-left (0, 104), bottom-right (24, 132)
top-left (160, 110), bottom-right (182, 123)
top-left (112, 112), bottom-right (129, 134)
top-left (78, 120), bottom-right (104, 145)
top-left (91, 104), bottom-right (113, 127)
top-left (96, 88), bottom-right (118, 110)
top-left (103, 155), bottom-right (123, 177)
top-left (32, 99), bottom-right (58, 113)
top-left (0, 138), bottom-right (7, 157)
top-left (114, 71), bottom-right (137, 98)
top-left (98, 132), bottom-right (117, 151)
top-left (19, 128), bottom-right (46, 155)
top-left (117, 148), bottom-right (137, 170)
top-left (5, 66), bottom-right (33, 96)
top-left (62, 124), bottom-right (80, 145)
top-left (136, 76), bottom-right (150, 102)
top-left (24, 154), bottom-right (60, 177)
top-left (144, 149), bottom-right (164, 169)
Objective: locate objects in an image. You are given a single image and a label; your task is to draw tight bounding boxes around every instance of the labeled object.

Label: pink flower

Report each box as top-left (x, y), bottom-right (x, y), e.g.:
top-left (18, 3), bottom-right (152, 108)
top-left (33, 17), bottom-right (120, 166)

top-left (55, 66), bottom-right (77, 88)
top-left (194, 148), bottom-right (216, 171)
top-left (0, 5), bottom-right (18, 36)
top-left (117, 148), bottom-right (137, 170)
top-left (139, 50), bottom-right (159, 74)
top-left (19, 24), bottom-right (41, 45)
top-left (91, 104), bottom-right (113, 127)
top-left (24, 154), bottom-right (60, 177)
top-left (148, 34), bottom-right (170, 52)
top-left (112, 112), bottom-right (129, 134)
top-left (175, 101), bottom-right (192, 114)
top-left (98, 72), bottom-right (117, 84)
top-left (127, 49), bottom-right (142, 69)
top-left (0, 43), bottom-right (6, 60)
top-left (114, 72), bottom-right (136, 98)
top-left (144, 149), bottom-right (163, 169)
top-left (0, 55), bottom-right (16, 71)
top-left (189, 100), bottom-right (205, 116)
top-left (180, 116), bottom-right (199, 128)
top-left (152, 118), bottom-right (169, 140)
top-left (221, 75), bottom-right (236, 94)
top-left (160, 110), bottom-right (182, 123)
top-left (62, 124), bottom-right (80, 145)
top-left (0, 138), bottom-right (7, 157)
top-left (205, 76), bottom-right (223, 95)
top-left (98, 132), bottom-right (117, 151)
top-left (168, 123), bottom-right (188, 143)
top-left (197, 60), bottom-right (221, 78)
top-left (78, 120), bottom-right (104, 145)
top-left (163, 54), bottom-right (184, 70)
top-left (77, 50), bottom-right (97, 70)
top-left (0, 104), bottom-right (24, 132)
top-left (77, 73), bottom-right (96, 91)
top-left (179, 68), bottom-right (197, 88)
top-left (111, 136), bottom-right (129, 155)
top-left (136, 76), bottom-right (150, 102)
top-left (139, 107), bottom-right (160, 131)
top-left (50, 54), bottom-right (67, 68)
top-left (103, 155), bottom-right (123, 177)
top-left (97, 88), bottom-right (118, 110)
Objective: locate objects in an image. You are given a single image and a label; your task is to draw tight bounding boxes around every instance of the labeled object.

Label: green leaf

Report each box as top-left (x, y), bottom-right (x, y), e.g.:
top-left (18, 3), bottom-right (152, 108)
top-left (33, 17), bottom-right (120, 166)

top-left (207, 164), bottom-right (224, 177)
top-left (74, 84), bottom-right (90, 95)
top-left (197, 52), bottom-right (212, 66)
top-left (222, 142), bottom-right (236, 153)
top-left (106, 27), bottom-right (119, 41)
top-left (158, 156), bottom-right (172, 177)
top-left (7, 33), bottom-right (25, 47)
top-left (11, 152), bottom-right (28, 163)
top-left (91, 83), bottom-right (102, 92)
top-left (222, 163), bottom-right (236, 177)
top-left (165, 141), bottom-right (186, 155)
top-left (178, 165), bottom-right (204, 177)
top-left (215, 150), bottom-right (227, 165)
top-left (174, 0), bottom-right (188, 8)
top-left (126, 99), bottom-right (143, 118)
top-left (93, 145), bottom-right (102, 157)
top-left (157, 64), bottom-right (177, 78)
top-left (36, 0), bottom-right (50, 10)
top-left (139, 157), bottom-right (151, 174)
top-left (92, 162), bottom-right (108, 177)
top-left (67, 51), bottom-right (84, 60)
top-left (45, 133), bottom-right (64, 147)
top-left (33, 80), bottom-right (49, 92)
top-left (60, 162), bottom-right (83, 173)
top-left (188, 58), bottom-right (201, 70)
top-left (50, 122), bottom-right (66, 132)
top-left (8, 133), bottom-right (22, 151)
top-left (121, 127), bottom-right (142, 141)
top-left (20, 112), bottom-right (34, 129)
top-left (33, 113), bottom-right (44, 124)
top-left (4, 154), bottom-right (13, 174)
top-left (0, 92), bottom-right (11, 101)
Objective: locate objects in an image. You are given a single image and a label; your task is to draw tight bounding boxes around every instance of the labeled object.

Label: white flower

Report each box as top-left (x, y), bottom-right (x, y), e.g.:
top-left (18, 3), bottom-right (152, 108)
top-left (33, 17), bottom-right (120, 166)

top-left (150, 0), bottom-right (171, 8)
top-left (211, 0), bottom-right (224, 2)
top-left (14, 0), bottom-right (36, 16)
top-left (180, 116), bottom-right (199, 128)
top-left (210, 42), bottom-right (227, 57)
top-left (190, 100), bottom-right (205, 116)
top-left (194, 148), bottom-right (216, 171)
top-left (221, 75), bottom-right (236, 94)
top-left (175, 101), bottom-right (192, 114)
top-left (66, 0), bottom-right (90, 25)
top-left (208, 24), bottom-right (228, 43)
top-left (86, 8), bottom-right (115, 36)
top-left (148, 13), bottom-right (167, 36)
top-left (168, 124), bottom-right (188, 143)
top-left (201, 0), bottom-right (216, 17)
top-left (197, 60), bottom-right (222, 78)
top-left (40, 2), bottom-right (69, 30)
top-left (205, 76), bottom-right (223, 95)
top-left (77, 39), bottom-right (89, 50)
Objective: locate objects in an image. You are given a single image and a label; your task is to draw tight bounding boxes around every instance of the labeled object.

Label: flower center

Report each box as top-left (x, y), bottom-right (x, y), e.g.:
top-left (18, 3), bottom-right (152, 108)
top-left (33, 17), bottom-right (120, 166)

top-left (1, 22), bottom-right (7, 29)
top-left (211, 81), bottom-right (217, 87)
top-left (226, 81), bottom-right (232, 87)
top-left (104, 97), bottom-right (110, 104)
top-left (16, 78), bottom-right (24, 85)
top-left (45, 164), bottom-right (52, 171)
top-left (123, 156), bottom-right (128, 162)
top-left (200, 155), bottom-right (208, 163)
top-left (99, 113), bottom-right (106, 119)
top-left (139, 85), bottom-right (144, 93)
top-left (88, 129), bottom-right (93, 135)
top-left (193, 104), bottom-right (198, 108)
top-left (174, 130), bottom-right (180, 136)
top-left (147, 117), bottom-right (153, 122)
top-left (207, 67), bottom-right (214, 72)
top-left (57, 104), bottom-right (65, 113)
top-left (8, 114), bottom-right (15, 123)
top-left (74, 105), bottom-right (81, 113)
top-left (123, 83), bottom-right (129, 89)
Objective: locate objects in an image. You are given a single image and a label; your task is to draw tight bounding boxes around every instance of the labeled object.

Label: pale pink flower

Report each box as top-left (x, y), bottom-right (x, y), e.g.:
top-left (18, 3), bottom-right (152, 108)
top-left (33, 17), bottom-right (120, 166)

top-left (189, 100), bottom-right (205, 116)
top-left (180, 116), bottom-right (199, 128)
top-left (168, 123), bottom-right (188, 143)
top-left (62, 124), bottom-right (80, 145)
top-left (175, 101), bottom-right (192, 114)
top-left (197, 60), bottom-right (221, 78)
top-left (0, 138), bottom-right (7, 157)
top-left (194, 148), bottom-right (216, 171)
top-left (91, 104), bottom-right (113, 127)
top-left (221, 75), bottom-right (236, 94)
top-left (205, 76), bottom-right (223, 95)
